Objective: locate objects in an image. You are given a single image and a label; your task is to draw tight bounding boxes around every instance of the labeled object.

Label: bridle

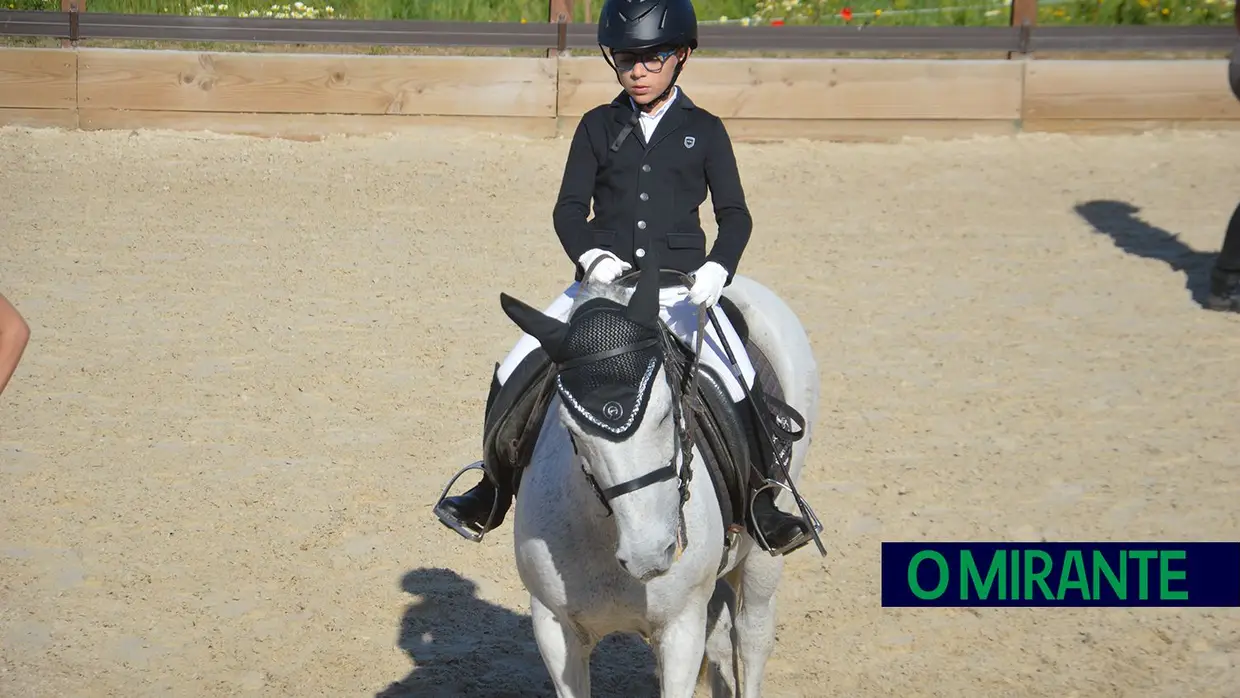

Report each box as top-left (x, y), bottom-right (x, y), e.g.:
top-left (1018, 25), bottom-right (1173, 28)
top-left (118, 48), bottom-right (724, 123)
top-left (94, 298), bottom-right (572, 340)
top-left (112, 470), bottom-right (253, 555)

top-left (565, 267), bottom-right (706, 554)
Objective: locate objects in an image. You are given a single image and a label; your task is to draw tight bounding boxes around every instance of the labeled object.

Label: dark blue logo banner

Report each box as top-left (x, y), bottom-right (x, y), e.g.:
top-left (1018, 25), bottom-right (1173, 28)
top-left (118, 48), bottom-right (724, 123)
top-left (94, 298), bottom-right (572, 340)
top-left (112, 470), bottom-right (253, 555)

top-left (881, 542), bottom-right (1240, 607)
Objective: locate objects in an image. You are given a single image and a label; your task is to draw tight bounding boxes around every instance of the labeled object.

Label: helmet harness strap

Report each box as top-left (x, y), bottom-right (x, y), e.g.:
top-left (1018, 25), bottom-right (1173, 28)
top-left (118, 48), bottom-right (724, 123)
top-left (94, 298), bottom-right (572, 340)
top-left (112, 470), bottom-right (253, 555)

top-left (651, 59), bottom-right (686, 109)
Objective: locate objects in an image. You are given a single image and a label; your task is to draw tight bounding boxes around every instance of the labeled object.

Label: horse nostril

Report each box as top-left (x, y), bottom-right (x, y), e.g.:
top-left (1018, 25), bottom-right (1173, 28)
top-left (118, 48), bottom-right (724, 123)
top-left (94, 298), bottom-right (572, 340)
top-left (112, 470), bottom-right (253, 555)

top-left (617, 555), bottom-right (630, 572)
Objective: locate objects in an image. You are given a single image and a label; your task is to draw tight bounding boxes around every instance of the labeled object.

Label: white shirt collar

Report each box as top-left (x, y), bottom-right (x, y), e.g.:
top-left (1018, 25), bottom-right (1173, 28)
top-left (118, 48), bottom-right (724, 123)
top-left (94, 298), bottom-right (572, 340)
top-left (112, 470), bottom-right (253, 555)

top-left (630, 86), bottom-right (679, 142)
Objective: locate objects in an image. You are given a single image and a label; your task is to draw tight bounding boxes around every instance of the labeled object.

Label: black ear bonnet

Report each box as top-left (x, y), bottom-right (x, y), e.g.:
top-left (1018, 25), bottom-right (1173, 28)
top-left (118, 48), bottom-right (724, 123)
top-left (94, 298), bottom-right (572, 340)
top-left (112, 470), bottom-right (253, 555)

top-left (555, 297), bottom-right (663, 440)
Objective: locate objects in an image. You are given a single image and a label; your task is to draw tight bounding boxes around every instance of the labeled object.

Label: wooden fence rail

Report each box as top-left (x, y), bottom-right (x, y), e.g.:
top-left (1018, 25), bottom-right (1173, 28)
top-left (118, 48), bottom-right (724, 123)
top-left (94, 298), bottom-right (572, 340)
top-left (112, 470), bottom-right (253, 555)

top-left (3, 44), bottom-right (1239, 142)
top-left (2, 10), bottom-right (1238, 54)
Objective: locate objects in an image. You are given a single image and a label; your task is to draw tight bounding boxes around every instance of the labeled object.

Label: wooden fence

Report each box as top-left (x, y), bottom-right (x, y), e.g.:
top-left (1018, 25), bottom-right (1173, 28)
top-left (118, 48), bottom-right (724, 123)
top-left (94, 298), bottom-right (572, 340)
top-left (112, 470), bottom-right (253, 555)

top-left (2, 7), bottom-right (1238, 142)
top-left (4, 46), bottom-right (1239, 141)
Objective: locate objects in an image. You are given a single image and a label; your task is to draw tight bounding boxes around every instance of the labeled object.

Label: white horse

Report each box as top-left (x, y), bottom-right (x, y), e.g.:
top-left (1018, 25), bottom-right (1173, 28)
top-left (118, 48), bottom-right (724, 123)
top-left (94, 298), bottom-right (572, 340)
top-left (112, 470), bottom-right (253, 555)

top-left (495, 265), bottom-right (822, 698)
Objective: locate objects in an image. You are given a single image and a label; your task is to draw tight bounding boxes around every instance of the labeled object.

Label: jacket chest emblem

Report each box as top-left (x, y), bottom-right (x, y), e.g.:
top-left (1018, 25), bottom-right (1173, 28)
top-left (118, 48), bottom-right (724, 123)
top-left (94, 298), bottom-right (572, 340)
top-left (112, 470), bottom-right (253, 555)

top-left (683, 135), bottom-right (696, 149)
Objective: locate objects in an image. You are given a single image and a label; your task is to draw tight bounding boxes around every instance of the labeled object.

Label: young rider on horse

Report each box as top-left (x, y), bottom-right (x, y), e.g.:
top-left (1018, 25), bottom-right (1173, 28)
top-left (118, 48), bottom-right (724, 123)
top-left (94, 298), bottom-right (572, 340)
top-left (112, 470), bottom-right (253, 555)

top-left (434, 0), bottom-right (813, 554)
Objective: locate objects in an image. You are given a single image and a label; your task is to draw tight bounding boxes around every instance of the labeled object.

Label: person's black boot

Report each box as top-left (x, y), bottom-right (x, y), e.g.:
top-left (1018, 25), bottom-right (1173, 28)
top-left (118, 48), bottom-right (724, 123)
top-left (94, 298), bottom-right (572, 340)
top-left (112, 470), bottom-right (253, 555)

top-left (435, 474), bottom-right (512, 541)
top-left (736, 394), bottom-right (811, 555)
top-left (750, 487), bottom-right (810, 553)
top-left (1207, 267), bottom-right (1240, 313)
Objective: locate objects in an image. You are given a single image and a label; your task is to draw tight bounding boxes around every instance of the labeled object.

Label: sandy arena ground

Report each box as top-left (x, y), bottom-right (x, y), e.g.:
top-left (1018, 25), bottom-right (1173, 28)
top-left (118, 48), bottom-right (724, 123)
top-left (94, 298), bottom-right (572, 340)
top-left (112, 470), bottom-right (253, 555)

top-left (2, 123), bottom-right (1239, 697)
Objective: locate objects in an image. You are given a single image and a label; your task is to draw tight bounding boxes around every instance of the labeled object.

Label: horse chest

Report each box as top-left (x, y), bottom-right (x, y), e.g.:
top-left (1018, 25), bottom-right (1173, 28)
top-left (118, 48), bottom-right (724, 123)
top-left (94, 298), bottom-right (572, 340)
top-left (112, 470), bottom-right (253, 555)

top-left (561, 585), bottom-right (692, 642)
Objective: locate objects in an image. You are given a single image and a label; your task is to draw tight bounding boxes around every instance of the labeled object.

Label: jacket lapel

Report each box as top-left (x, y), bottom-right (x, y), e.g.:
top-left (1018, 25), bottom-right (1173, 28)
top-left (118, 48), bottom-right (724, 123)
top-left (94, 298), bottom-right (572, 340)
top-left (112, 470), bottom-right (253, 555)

top-left (647, 90), bottom-right (695, 151)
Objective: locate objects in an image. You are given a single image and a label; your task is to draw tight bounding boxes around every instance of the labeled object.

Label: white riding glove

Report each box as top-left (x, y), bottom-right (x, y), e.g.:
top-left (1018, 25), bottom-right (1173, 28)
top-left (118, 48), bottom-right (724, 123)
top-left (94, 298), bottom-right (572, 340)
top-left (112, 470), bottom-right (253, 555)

top-left (578, 248), bottom-right (631, 284)
top-left (688, 261), bottom-right (729, 307)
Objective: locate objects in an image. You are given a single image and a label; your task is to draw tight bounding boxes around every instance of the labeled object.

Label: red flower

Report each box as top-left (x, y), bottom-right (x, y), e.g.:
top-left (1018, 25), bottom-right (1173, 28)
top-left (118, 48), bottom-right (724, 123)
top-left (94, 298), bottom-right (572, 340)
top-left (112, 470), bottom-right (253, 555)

top-left (840, 6), bottom-right (853, 21)
top-left (771, 19), bottom-right (784, 25)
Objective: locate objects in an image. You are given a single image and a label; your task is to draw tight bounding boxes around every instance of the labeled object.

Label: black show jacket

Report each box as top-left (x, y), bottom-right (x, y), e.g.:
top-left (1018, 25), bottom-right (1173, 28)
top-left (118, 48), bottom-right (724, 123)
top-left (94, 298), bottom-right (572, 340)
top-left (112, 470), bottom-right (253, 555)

top-left (552, 89), bottom-right (754, 284)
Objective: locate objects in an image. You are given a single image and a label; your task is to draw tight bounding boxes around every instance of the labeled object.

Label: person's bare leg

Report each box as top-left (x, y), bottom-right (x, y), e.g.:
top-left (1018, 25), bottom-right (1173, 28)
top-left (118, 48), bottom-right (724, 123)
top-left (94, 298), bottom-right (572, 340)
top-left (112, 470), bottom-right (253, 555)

top-left (0, 292), bottom-right (30, 397)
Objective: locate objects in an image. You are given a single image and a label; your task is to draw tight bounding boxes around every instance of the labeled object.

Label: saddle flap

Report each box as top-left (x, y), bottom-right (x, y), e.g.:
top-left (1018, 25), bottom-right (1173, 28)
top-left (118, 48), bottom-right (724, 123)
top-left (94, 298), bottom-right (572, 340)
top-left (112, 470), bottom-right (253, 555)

top-left (483, 352), bottom-right (559, 494)
top-left (687, 365), bottom-right (751, 530)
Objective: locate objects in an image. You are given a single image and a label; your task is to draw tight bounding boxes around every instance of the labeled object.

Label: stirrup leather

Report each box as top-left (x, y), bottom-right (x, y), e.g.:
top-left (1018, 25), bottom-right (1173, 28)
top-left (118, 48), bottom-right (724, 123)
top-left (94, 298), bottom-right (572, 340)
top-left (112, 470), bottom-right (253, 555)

top-left (432, 460), bottom-right (505, 543)
top-left (748, 479), bottom-right (826, 557)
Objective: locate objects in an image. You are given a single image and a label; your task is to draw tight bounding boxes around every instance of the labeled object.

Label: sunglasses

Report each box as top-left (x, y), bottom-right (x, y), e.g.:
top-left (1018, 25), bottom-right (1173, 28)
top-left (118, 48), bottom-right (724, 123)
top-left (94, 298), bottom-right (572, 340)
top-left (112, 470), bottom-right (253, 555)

top-left (609, 48), bottom-right (680, 74)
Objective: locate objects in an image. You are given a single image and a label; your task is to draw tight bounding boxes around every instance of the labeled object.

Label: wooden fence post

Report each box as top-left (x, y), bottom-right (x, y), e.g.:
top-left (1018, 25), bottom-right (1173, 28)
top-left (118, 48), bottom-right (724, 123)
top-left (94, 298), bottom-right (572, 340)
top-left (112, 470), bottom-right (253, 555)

top-left (1008, 0), bottom-right (1036, 59)
top-left (60, 0), bottom-right (83, 49)
top-left (549, 0), bottom-right (573, 57)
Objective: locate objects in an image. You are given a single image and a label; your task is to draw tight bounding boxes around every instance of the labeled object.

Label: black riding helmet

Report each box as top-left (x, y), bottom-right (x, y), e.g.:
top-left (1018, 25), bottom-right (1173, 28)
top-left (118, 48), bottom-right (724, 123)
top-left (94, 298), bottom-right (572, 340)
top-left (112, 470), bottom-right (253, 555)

top-left (597, 0), bottom-right (698, 108)
top-left (597, 0), bottom-right (698, 52)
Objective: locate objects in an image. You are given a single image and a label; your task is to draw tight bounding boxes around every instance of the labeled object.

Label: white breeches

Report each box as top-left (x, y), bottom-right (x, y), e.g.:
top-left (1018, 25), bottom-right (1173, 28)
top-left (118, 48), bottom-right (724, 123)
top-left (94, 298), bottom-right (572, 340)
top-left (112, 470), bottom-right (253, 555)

top-left (497, 282), bottom-right (757, 402)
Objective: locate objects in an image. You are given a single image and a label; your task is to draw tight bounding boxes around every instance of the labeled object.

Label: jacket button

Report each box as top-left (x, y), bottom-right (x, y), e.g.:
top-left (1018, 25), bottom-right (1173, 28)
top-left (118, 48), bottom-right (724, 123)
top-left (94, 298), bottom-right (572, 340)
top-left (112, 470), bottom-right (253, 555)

top-left (639, 192), bottom-right (649, 201)
top-left (641, 164), bottom-right (651, 172)
top-left (636, 248), bottom-right (646, 258)
top-left (637, 220), bottom-right (646, 230)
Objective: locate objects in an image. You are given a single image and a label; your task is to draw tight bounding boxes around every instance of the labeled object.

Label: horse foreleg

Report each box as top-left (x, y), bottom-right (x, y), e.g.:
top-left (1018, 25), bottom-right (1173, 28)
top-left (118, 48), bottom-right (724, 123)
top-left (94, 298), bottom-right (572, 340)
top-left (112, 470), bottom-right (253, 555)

top-left (653, 596), bottom-right (711, 698)
top-left (703, 578), bottom-right (739, 698)
top-left (529, 595), bottom-right (591, 698)
top-left (730, 553), bottom-right (784, 698)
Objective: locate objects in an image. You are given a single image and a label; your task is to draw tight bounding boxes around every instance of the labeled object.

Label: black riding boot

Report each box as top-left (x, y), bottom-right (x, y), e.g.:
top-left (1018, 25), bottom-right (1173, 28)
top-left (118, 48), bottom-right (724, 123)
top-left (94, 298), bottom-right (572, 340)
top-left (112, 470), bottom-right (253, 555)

top-left (1208, 267), bottom-right (1240, 313)
top-left (737, 393), bottom-right (811, 554)
top-left (436, 475), bottom-right (511, 537)
top-left (1208, 202), bottom-right (1240, 313)
top-left (434, 350), bottom-right (551, 540)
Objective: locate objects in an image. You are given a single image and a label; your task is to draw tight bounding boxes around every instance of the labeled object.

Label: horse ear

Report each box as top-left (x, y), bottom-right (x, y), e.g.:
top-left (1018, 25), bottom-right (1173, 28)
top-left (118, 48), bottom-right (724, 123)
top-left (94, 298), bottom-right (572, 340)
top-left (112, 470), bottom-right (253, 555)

top-left (500, 293), bottom-right (570, 359)
top-left (625, 261), bottom-right (660, 329)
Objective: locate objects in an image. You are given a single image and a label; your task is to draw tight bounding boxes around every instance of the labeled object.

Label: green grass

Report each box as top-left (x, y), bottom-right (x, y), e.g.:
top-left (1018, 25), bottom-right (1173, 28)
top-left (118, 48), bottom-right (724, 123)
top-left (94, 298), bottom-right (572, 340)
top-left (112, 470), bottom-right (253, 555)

top-left (740, 0), bottom-right (1236, 26)
top-left (3, 0), bottom-right (1235, 26)
top-left (1034, 0), bottom-right (1235, 24)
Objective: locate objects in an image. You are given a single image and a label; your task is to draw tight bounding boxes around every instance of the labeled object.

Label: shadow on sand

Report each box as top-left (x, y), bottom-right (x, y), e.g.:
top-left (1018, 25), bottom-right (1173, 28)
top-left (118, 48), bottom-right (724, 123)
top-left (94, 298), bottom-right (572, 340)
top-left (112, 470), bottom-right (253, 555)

top-left (376, 567), bottom-right (659, 698)
top-left (1074, 199), bottom-right (1218, 309)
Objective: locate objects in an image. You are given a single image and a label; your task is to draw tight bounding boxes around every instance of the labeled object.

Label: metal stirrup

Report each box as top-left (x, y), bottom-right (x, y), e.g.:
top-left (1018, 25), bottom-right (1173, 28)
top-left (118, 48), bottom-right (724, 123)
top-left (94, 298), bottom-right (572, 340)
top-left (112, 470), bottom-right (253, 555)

top-left (432, 460), bottom-right (505, 543)
top-left (748, 481), bottom-right (825, 557)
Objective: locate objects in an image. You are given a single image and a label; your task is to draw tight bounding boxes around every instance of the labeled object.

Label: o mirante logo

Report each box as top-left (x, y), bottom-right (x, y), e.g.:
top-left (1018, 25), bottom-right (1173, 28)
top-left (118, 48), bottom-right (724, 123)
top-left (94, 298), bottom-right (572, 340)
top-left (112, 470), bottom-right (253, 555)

top-left (881, 542), bottom-right (1240, 607)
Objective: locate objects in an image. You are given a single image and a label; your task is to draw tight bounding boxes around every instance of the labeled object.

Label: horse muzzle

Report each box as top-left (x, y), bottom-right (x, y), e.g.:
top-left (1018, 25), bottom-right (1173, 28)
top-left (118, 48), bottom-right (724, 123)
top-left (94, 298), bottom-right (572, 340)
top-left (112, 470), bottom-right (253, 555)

top-left (616, 540), bottom-right (678, 582)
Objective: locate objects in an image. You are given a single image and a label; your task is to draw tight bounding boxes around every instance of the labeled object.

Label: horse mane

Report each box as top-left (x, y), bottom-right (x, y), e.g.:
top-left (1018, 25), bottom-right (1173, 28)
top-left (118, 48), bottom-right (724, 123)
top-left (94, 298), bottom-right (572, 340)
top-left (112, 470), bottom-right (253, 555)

top-left (570, 278), bottom-right (634, 315)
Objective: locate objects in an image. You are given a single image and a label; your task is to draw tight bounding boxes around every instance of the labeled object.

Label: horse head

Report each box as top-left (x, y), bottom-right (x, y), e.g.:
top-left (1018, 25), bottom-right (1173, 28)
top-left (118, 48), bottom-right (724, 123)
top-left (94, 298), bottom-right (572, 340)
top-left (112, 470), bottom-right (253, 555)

top-left (499, 264), bottom-right (694, 582)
